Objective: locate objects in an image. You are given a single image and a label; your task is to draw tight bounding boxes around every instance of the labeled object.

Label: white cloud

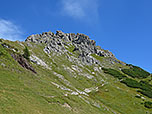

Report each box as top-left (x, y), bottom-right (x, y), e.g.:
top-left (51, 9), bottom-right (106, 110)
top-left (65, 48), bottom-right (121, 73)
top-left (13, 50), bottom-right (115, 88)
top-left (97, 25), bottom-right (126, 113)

top-left (0, 19), bottom-right (24, 41)
top-left (61, 0), bottom-right (99, 22)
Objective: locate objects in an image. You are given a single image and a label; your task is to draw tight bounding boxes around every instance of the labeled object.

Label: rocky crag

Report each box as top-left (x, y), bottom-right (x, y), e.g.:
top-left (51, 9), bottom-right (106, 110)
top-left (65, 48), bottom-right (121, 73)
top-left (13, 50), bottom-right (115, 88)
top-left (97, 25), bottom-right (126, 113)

top-left (26, 31), bottom-right (124, 66)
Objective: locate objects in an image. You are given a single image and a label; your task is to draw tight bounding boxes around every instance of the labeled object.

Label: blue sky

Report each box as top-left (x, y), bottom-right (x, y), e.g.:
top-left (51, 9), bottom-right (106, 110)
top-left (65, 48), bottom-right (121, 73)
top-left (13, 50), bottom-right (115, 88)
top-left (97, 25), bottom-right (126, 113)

top-left (0, 0), bottom-right (152, 73)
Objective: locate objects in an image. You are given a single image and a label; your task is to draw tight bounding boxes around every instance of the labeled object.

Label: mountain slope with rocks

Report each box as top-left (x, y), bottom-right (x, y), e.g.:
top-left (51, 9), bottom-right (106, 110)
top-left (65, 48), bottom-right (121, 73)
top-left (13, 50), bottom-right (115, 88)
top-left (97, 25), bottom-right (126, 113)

top-left (0, 31), bottom-right (152, 114)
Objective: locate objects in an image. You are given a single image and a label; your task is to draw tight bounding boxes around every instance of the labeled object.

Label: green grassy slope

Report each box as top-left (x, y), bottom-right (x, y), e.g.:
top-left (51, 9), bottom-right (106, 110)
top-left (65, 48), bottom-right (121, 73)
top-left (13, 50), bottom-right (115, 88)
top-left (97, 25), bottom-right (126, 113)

top-left (0, 39), bottom-right (152, 114)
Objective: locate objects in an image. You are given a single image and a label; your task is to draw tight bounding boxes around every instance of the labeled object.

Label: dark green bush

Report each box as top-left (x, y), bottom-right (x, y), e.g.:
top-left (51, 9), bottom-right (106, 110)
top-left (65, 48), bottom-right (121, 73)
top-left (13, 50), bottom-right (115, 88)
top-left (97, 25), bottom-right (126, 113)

top-left (103, 67), bottom-right (152, 98)
top-left (102, 68), bottom-right (126, 80)
top-left (135, 95), bottom-right (141, 98)
top-left (121, 78), bottom-right (140, 88)
top-left (122, 65), bottom-right (150, 79)
top-left (144, 101), bottom-right (152, 108)
top-left (121, 79), bottom-right (152, 98)
top-left (0, 51), bottom-right (4, 56)
top-left (137, 81), bottom-right (152, 98)
top-left (138, 90), bottom-right (152, 98)
top-left (139, 81), bottom-right (152, 91)
top-left (23, 46), bottom-right (30, 60)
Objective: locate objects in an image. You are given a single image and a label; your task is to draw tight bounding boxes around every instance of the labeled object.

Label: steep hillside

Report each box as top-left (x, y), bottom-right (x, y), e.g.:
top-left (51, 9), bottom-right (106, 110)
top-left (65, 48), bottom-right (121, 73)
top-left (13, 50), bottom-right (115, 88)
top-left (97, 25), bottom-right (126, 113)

top-left (0, 31), bottom-right (152, 114)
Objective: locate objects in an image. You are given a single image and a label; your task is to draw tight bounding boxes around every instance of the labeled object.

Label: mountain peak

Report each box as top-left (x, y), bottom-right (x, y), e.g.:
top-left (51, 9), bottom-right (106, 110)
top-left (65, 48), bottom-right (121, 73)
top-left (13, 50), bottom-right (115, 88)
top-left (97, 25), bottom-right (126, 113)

top-left (26, 30), bottom-right (95, 45)
top-left (25, 31), bottom-right (120, 66)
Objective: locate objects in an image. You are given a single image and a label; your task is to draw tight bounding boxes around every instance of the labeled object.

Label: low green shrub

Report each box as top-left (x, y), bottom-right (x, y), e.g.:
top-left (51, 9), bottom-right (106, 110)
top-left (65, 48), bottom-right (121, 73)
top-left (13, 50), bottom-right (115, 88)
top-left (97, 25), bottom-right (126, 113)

top-left (138, 90), bottom-right (152, 98)
top-left (0, 51), bottom-right (4, 56)
top-left (121, 79), bottom-right (152, 98)
top-left (139, 81), bottom-right (152, 91)
top-left (144, 101), bottom-right (152, 108)
top-left (121, 78), bottom-right (140, 88)
top-left (103, 67), bottom-right (152, 98)
top-left (122, 65), bottom-right (150, 79)
top-left (137, 81), bottom-right (152, 98)
top-left (135, 95), bottom-right (141, 98)
top-left (23, 46), bottom-right (30, 60)
top-left (102, 68), bottom-right (126, 79)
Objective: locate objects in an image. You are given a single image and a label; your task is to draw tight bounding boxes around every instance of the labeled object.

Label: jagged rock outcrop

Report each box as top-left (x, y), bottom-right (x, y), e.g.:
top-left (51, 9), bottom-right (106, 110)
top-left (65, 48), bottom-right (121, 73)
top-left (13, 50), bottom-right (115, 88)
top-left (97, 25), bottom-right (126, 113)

top-left (11, 53), bottom-right (37, 73)
top-left (25, 31), bottom-right (121, 65)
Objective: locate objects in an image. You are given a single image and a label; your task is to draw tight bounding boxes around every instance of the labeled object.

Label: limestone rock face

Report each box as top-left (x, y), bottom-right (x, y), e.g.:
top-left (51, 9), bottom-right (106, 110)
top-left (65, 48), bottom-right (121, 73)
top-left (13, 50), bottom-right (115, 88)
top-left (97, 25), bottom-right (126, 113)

top-left (25, 31), bottom-right (120, 65)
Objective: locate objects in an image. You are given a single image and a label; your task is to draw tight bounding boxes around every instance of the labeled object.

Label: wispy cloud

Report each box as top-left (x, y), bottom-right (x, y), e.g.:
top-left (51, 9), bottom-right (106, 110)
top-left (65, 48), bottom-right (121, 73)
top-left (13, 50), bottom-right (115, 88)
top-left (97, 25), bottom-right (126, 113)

top-left (61, 0), bottom-right (99, 22)
top-left (0, 19), bottom-right (24, 41)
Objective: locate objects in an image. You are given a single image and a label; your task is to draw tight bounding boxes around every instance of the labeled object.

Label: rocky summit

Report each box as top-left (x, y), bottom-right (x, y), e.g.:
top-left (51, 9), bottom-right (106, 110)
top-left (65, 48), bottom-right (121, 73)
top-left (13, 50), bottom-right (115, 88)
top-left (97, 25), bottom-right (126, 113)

top-left (0, 31), bottom-right (152, 114)
top-left (26, 31), bottom-right (121, 65)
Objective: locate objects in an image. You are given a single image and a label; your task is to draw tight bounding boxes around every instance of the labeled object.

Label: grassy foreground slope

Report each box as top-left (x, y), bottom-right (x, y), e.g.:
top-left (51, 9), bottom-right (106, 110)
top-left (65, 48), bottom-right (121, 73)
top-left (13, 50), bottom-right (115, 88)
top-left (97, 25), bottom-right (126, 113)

top-left (0, 39), bottom-right (152, 114)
